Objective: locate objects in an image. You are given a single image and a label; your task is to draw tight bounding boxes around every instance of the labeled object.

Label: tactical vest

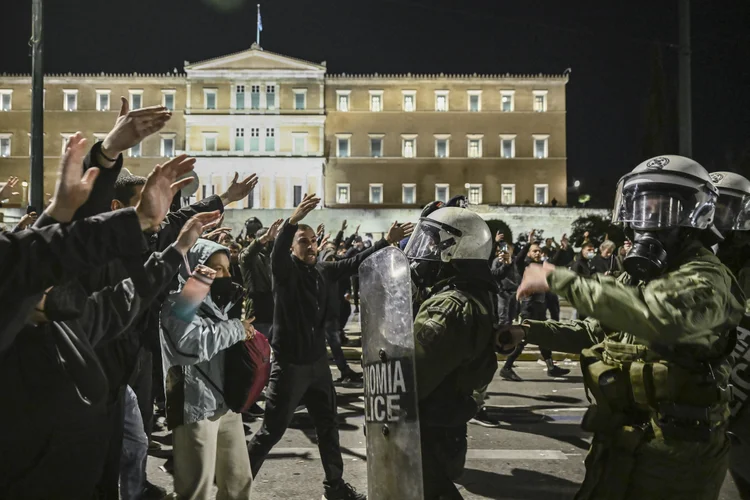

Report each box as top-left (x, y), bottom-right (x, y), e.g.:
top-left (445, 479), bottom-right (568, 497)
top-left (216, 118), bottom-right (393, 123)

top-left (580, 339), bottom-right (731, 443)
top-left (729, 311), bottom-right (750, 439)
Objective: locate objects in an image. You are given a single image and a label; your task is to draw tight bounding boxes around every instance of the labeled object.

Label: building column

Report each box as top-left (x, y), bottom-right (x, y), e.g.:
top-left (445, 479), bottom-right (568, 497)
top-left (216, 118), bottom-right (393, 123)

top-left (186, 82), bottom-right (192, 113)
top-left (318, 126), bottom-right (324, 155)
top-left (319, 83), bottom-right (324, 111)
top-left (316, 166), bottom-right (324, 208)
top-left (269, 172), bottom-right (277, 209)
top-left (286, 176), bottom-right (293, 208)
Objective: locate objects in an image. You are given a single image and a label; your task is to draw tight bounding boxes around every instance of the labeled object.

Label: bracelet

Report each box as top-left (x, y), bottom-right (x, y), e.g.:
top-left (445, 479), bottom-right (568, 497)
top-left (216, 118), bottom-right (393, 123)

top-left (99, 147), bottom-right (117, 162)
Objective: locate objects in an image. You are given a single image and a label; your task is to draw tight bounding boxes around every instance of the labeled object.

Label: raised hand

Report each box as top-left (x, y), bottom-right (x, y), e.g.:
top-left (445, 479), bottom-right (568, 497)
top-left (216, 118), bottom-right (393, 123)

top-left (516, 261), bottom-right (555, 300)
top-left (289, 193), bottom-right (320, 225)
top-left (173, 211), bottom-right (222, 255)
top-left (260, 218), bottom-right (284, 244)
top-left (135, 154), bottom-right (196, 231)
top-left (100, 98), bottom-right (172, 163)
top-left (495, 231), bottom-right (504, 243)
top-left (46, 133), bottom-right (101, 222)
top-left (316, 223), bottom-right (325, 236)
top-left (341, 220), bottom-right (348, 232)
top-left (16, 212), bottom-right (38, 230)
top-left (203, 227), bottom-right (233, 242)
top-left (386, 221), bottom-right (415, 244)
top-left (0, 176), bottom-right (19, 200)
top-left (355, 224), bottom-right (361, 235)
top-left (220, 172), bottom-right (259, 206)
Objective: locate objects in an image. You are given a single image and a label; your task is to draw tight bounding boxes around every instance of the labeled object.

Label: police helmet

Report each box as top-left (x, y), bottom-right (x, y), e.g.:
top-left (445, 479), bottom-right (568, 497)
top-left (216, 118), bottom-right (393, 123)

top-left (612, 155), bottom-right (719, 231)
top-left (709, 171), bottom-right (750, 232)
top-left (404, 207), bottom-right (492, 263)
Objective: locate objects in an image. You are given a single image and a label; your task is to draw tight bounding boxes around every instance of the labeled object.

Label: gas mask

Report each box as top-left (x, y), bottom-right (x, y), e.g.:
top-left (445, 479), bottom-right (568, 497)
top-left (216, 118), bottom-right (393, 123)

top-left (410, 259), bottom-right (442, 290)
top-left (623, 229), bottom-right (680, 282)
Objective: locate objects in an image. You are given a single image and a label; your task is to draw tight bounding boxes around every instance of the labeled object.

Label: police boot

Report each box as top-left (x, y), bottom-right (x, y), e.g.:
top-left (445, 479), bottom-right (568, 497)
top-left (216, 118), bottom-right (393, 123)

top-left (545, 359), bottom-right (570, 377)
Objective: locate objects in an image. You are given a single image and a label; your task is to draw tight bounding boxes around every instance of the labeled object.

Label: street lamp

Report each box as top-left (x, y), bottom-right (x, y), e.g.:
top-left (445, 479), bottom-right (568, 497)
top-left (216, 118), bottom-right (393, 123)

top-left (574, 180), bottom-right (581, 188)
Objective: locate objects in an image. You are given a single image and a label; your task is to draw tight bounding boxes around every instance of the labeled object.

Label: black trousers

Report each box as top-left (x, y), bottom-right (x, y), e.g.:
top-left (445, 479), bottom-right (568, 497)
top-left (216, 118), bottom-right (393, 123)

top-left (421, 425), bottom-right (467, 500)
top-left (503, 341), bottom-right (552, 369)
top-left (247, 355), bottom-right (344, 487)
top-left (129, 349), bottom-right (154, 438)
top-left (350, 275), bottom-right (360, 309)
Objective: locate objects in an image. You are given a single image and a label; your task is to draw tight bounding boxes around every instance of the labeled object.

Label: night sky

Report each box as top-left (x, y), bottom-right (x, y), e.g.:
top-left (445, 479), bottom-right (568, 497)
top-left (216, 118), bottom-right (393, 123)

top-left (2, 0), bottom-right (749, 207)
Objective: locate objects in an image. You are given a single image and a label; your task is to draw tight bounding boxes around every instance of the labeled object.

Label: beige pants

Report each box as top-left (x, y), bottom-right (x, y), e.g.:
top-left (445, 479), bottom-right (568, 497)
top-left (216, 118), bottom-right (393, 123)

top-left (173, 409), bottom-right (253, 500)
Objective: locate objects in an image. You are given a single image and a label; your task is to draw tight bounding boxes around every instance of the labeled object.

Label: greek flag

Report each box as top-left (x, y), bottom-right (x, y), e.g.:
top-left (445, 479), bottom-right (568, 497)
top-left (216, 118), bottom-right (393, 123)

top-left (258, 9), bottom-right (263, 32)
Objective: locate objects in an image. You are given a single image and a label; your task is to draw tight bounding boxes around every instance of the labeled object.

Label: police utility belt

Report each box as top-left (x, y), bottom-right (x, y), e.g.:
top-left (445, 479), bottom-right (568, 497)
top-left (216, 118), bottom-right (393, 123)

top-left (580, 340), bottom-right (729, 443)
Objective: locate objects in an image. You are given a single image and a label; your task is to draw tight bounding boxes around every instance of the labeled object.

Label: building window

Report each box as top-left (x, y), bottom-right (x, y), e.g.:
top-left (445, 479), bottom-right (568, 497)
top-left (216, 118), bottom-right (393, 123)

top-left (204, 89), bottom-right (217, 110)
top-left (500, 135), bottom-right (516, 158)
top-left (336, 135), bottom-right (351, 158)
top-left (435, 136), bottom-right (450, 158)
top-left (63, 90), bottom-right (78, 111)
top-left (0, 135), bottom-right (11, 157)
top-left (535, 184), bottom-right (549, 204)
top-left (467, 184), bottom-right (483, 205)
top-left (500, 91), bottom-right (515, 112)
top-left (249, 128), bottom-right (260, 152)
top-left (236, 85), bottom-right (246, 110)
top-left (265, 128), bottom-right (276, 151)
top-left (293, 133), bottom-right (307, 155)
top-left (435, 184), bottom-right (450, 203)
top-left (247, 187), bottom-right (255, 209)
top-left (250, 85), bottom-right (261, 110)
top-left (203, 133), bottom-right (217, 152)
top-left (468, 91), bottom-right (482, 112)
top-left (336, 183), bottom-right (350, 204)
top-left (161, 135), bottom-right (175, 157)
top-left (402, 184), bottom-right (416, 204)
top-left (369, 135), bottom-right (383, 158)
top-left (534, 135), bottom-right (549, 158)
top-left (96, 90), bottom-right (110, 111)
top-left (266, 85), bottom-right (276, 109)
top-left (369, 91), bottom-right (383, 112)
top-left (0, 90), bottom-right (12, 111)
top-left (234, 128), bottom-right (245, 151)
top-left (162, 90), bottom-right (175, 111)
top-left (293, 185), bottom-right (303, 207)
top-left (129, 90), bottom-right (143, 110)
top-left (294, 89), bottom-right (307, 110)
top-left (533, 90), bottom-right (548, 112)
top-left (501, 184), bottom-right (516, 205)
top-left (130, 142), bottom-right (141, 158)
top-left (435, 91), bottom-right (449, 112)
top-left (336, 91), bottom-right (351, 112)
top-left (402, 91), bottom-right (416, 112)
top-left (468, 136), bottom-right (483, 158)
top-left (402, 135), bottom-right (417, 158)
top-left (369, 184), bottom-right (383, 204)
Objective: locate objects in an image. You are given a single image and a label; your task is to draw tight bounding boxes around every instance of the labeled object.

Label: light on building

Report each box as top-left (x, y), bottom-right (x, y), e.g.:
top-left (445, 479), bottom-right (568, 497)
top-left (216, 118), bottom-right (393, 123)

top-left (574, 180), bottom-right (581, 188)
top-left (22, 181), bottom-right (28, 187)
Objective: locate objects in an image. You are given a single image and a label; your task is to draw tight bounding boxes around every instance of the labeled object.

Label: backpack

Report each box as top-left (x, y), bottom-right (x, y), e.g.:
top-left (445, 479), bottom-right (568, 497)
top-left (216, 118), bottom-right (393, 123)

top-left (222, 330), bottom-right (272, 414)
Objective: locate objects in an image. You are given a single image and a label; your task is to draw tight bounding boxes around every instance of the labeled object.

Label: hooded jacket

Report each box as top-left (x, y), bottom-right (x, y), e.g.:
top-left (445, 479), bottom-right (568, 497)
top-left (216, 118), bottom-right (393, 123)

top-left (160, 239), bottom-right (246, 429)
top-left (239, 237), bottom-right (273, 323)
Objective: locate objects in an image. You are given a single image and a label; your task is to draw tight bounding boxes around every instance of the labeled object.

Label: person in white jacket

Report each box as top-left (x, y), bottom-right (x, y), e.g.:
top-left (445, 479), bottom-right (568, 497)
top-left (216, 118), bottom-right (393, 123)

top-left (161, 238), bottom-right (255, 500)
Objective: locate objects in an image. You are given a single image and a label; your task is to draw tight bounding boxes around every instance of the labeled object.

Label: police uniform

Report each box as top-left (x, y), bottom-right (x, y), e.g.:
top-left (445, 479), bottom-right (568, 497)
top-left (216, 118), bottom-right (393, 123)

top-left (517, 156), bottom-right (746, 500)
top-left (404, 207), bottom-right (499, 499)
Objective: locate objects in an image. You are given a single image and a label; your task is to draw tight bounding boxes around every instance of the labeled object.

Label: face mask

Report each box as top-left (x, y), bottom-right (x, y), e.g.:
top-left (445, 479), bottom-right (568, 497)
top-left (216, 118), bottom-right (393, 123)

top-left (586, 252), bottom-right (596, 260)
top-left (623, 230), bottom-right (672, 282)
top-left (541, 256), bottom-right (548, 262)
top-left (410, 260), bottom-right (442, 290)
top-left (42, 281), bottom-right (89, 322)
top-left (210, 277), bottom-right (235, 309)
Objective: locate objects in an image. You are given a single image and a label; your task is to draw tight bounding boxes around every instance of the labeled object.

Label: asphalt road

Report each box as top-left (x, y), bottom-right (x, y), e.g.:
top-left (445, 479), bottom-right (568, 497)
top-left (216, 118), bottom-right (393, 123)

top-left (146, 359), bottom-right (742, 499)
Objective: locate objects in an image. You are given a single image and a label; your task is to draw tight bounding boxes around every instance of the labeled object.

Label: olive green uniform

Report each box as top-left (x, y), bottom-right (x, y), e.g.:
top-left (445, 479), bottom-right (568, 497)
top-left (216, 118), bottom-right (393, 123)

top-left (729, 259), bottom-right (750, 496)
top-left (525, 241), bottom-right (745, 500)
top-left (413, 283), bottom-right (498, 500)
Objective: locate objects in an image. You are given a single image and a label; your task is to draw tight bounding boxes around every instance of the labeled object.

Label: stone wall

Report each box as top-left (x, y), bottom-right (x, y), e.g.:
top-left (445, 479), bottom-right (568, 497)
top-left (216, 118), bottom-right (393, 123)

top-left (221, 205), bottom-right (610, 240)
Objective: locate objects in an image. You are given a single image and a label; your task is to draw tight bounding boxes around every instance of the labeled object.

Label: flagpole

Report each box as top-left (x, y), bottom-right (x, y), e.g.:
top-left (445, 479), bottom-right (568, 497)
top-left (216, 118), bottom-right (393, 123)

top-left (256, 4), bottom-right (261, 47)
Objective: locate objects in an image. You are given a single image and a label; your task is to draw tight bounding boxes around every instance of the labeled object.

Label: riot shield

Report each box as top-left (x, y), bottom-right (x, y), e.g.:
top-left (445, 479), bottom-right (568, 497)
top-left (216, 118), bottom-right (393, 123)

top-left (360, 246), bottom-right (424, 500)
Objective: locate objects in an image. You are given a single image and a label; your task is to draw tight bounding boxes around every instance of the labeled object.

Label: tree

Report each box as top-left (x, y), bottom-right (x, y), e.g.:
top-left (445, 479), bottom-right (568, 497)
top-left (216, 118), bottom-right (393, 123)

top-left (570, 215), bottom-right (626, 248)
top-left (485, 219), bottom-right (513, 246)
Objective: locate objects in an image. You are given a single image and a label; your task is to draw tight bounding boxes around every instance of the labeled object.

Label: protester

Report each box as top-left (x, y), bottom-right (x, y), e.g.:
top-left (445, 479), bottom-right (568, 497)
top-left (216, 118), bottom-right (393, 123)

top-left (247, 193), bottom-right (412, 500)
top-left (12, 211), bottom-right (38, 232)
top-left (160, 238), bottom-right (255, 500)
top-left (549, 233), bottom-right (575, 267)
top-left (240, 219), bottom-right (283, 337)
top-left (568, 240), bottom-right (600, 277)
top-left (593, 239), bottom-right (623, 277)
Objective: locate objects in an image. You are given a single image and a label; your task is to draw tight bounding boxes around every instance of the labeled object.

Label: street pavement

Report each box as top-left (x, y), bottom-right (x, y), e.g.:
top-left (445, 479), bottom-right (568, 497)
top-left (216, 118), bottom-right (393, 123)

top-left (146, 313), bottom-right (743, 499)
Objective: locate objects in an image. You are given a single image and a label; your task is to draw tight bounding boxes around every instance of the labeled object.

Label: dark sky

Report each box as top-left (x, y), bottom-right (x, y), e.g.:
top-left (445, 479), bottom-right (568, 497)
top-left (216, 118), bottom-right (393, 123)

top-left (3, 0), bottom-right (749, 207)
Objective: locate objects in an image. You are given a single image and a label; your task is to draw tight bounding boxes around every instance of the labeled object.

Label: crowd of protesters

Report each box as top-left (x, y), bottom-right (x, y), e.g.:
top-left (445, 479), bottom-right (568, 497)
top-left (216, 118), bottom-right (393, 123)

top-left (1, 97), bottom-right (724, 499)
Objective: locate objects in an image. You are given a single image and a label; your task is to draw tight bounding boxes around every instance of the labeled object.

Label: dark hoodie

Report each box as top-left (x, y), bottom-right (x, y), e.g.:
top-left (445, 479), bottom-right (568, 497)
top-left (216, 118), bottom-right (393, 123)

top-left (271, 221), bottom-right (388, 364)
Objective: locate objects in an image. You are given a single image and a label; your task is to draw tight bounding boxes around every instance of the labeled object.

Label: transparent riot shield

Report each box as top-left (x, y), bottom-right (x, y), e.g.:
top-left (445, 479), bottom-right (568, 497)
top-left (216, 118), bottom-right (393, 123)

top-left (359, 246), bottom-right (424, 500)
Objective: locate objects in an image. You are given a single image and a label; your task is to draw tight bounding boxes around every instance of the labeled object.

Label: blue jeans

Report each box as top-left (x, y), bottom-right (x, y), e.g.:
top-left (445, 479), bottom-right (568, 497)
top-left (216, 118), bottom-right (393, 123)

top-left (120, 385), bottom-right (148, 500)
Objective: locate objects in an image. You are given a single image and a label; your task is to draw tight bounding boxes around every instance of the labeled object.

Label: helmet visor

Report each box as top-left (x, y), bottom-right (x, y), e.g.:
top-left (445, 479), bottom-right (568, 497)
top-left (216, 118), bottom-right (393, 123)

top-left (716, 192), bottom-right (750, 231)
top-left (404, 218), bottom-right (461, 261)
top-left (613, 181), bottom-right (716, 230)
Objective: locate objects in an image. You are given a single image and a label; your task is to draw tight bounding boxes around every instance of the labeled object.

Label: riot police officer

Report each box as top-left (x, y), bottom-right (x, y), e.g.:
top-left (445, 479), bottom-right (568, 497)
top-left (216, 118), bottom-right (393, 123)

top-left (404, 207), bottom-right (499, 499)
top-left (710, 171), bottom-right (750, 496)
top-left (510, 156), bottom-right (746, 499)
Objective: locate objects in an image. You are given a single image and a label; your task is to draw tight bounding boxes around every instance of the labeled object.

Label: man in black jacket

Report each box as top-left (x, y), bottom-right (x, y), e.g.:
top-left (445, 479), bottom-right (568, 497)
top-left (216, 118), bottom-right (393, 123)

top-left (499, 231), bottom-right (570, 381)
top-left (247, 194), bottom-right (411, 500)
